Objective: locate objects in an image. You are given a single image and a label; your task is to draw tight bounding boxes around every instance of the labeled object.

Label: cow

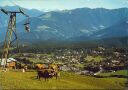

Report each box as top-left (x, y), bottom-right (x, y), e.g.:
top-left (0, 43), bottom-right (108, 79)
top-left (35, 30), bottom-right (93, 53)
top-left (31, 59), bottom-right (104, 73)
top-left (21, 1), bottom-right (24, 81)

top-left (48, 64), bottom-right (60, 79)
top-left (37, 69), bottom-right (54, 81)
top-left (36, 63), bottom-right (60, 80)
top-left (35, 64), bottom-right (46, 70)
top-left (7, 61), bottom-right (16, 69)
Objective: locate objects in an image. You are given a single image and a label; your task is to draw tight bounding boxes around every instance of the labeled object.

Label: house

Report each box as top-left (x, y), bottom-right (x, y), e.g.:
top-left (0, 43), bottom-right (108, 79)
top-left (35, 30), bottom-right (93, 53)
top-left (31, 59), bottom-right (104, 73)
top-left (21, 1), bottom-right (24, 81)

top-left (0, 58), bottom-right (17, 69)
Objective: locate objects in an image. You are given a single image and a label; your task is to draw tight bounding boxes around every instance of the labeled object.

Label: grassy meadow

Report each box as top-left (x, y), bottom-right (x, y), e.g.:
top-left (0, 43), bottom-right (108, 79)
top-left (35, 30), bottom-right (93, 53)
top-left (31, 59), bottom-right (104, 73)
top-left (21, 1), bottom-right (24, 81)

top-left (98, 70), bottom-right (127, 76)
top-left (0, 70), bottom-right (126, 90)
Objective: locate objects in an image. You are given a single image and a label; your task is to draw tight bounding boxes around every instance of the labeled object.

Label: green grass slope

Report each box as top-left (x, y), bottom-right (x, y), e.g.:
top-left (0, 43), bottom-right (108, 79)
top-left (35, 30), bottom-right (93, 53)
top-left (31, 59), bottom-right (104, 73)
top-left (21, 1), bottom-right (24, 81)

top-left (99, 70), bottom-right (127, 76)
top-left (0, 70), bottom-right (126, 90)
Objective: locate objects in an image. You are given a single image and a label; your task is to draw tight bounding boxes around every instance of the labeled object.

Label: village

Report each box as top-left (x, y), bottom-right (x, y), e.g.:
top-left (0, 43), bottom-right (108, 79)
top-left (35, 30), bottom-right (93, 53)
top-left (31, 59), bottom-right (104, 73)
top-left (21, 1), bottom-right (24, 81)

top-left (0, 47), bottom-right (127, 89)
top-left (0, 47), bottom-right (127, 76)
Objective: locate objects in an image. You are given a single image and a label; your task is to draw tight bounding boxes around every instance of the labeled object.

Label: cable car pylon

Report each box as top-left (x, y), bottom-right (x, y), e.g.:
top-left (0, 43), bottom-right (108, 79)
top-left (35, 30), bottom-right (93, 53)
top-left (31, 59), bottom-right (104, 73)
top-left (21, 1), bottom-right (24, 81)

top-left (0, 8), bottom-right (30, 70)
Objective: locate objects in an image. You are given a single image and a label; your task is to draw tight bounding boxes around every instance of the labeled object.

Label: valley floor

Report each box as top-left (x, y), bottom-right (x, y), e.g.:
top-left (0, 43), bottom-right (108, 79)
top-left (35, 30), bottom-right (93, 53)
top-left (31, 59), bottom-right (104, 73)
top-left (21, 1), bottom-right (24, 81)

top-left (0, 70), bottom-right (126, 90)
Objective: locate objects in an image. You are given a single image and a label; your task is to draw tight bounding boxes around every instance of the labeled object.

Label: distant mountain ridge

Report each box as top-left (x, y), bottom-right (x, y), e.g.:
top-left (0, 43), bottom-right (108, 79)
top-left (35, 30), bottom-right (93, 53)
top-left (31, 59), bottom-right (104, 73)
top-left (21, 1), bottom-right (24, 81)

top-left (0, 7), bottom-right (128, 47)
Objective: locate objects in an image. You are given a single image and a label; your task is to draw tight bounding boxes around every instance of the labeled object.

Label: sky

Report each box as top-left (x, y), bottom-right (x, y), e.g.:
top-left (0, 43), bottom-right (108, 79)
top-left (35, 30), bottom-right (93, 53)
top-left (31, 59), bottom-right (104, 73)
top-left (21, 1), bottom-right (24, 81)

top-left (0, 0), bottom-right (128, 11)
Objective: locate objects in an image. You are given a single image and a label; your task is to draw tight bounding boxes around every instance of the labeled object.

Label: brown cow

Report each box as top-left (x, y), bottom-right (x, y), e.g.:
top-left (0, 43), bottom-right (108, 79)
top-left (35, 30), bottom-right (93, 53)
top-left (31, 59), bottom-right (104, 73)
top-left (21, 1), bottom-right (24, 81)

top-left (48, 64), bottom-right (60, 79)
top-left (36, 63), bottom-right (60, 80)
top-left (35, 64), bottom-right (46, 70)
top-left (37, 69), bottom-right (54, 81)
top-left (6, 61), bottom-right (16, 70)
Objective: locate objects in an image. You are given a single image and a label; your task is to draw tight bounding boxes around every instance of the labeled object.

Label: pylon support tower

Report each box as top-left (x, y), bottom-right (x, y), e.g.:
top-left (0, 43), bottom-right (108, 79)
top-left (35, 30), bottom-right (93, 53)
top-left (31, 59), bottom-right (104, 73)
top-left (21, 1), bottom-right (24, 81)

top-left (0, 8), bottom-right (30, 69)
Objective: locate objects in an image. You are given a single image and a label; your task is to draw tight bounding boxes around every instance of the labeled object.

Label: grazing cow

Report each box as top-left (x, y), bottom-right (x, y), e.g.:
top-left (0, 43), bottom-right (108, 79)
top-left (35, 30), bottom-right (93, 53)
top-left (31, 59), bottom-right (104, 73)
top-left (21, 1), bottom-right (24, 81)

top-left (48, 64), bottom-right (60, 79)
top-left (7, 61), bottom-right (16, 69)
top-left (35, 64), bottom-right (46, 70)
top-left (36, 63), bottom-right (60, 80)
top-left (37, 69), bottom-right (54, 81)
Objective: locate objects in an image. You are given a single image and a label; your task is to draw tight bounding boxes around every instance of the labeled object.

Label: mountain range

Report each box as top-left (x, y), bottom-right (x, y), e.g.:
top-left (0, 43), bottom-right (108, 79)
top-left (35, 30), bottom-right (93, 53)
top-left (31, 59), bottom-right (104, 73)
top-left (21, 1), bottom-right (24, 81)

top-left (0, 6), bottom-right (128, 48)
